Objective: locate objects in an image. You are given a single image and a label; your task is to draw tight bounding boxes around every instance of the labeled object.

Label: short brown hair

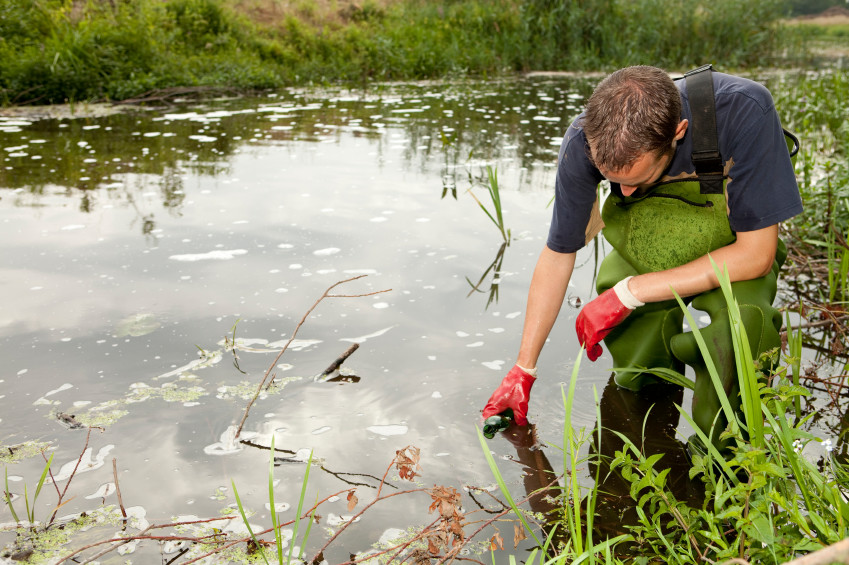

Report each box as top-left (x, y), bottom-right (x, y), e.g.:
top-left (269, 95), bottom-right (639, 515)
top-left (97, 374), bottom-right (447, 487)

top-left (582, 66), bottom-right (682, 172)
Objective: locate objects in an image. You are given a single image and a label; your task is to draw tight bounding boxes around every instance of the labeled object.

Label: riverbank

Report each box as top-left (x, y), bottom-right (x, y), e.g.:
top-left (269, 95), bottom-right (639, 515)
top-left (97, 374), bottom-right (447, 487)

top-left (0, 0), bottom-right (791, 106)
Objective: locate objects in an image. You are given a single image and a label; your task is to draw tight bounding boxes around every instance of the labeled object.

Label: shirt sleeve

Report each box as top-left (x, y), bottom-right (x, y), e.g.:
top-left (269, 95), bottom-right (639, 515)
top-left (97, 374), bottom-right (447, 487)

top-left (546, 121), bottom-right (604, 253)
top-left (717, 80), bottom-right (803, 232)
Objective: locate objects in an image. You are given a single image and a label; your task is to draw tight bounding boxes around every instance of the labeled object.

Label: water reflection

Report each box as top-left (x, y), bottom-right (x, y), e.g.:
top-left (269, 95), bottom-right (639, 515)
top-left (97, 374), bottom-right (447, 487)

top-left (0, 76), bottom-right (610, 561)
top-left (496, 377), bottom-right (703, 550)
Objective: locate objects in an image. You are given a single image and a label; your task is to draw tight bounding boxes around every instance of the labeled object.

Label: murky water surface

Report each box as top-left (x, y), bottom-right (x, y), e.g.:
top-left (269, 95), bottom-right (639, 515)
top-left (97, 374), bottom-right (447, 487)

top-left (0, 75), bottom-right (831, 562)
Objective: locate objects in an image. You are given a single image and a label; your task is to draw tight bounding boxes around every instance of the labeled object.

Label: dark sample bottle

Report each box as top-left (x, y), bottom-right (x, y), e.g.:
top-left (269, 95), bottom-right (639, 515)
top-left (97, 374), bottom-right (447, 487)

top-left (482, 408), bottom-right (514, 439)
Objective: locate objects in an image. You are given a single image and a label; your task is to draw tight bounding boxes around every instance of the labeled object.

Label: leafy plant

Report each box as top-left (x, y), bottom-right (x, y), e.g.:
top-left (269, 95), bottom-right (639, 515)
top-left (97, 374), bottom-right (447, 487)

top-left (3, 454), bottom-right (53, 527)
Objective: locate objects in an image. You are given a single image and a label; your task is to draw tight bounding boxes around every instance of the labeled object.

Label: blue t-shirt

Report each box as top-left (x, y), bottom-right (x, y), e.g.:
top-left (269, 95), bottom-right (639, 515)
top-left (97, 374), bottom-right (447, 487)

top-left (546, 72), bottom-right (803, 254)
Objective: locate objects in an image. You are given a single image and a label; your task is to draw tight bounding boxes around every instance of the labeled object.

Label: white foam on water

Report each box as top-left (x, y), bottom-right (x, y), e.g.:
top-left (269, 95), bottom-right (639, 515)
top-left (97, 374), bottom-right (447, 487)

top-left (327, 513), bottom-right (361, 526)
top-left (432, 391), bottom-right (442, 399)
top-left (372, 302), bottom-right (389, 309)
top-left (265, 502), bottom-right (291, 512)
top-left (169, 249), bottom-right (247, 262)
top-left (189, 135), bottom-right (218, 142)
top-left (370, 217), bottom-right (388, 222)
top-left (313, 247), bottom-right (340, 256)
top-left (488, 328), bottom-right (505, 333)
top-left (45, 383), bottom-right (73, 396)
top-left (51, 445), bottom-right (115, 482)
top-left (505, 311), bottom-right (522, 319)
top-left (466, 341), bottom-right (484, 348)
top-left (482, 360), bottom-right (505, 371)
top-left (456, 331), bottom-right (469, 337)
top-left (378, 528), bottom-right (405, 545)
top-left (267, 338), bottom-right (321, 351)
top-left (203, 425), bottom-right (258, 456)
top-left (85, 482), bottom-right (116, 499)
top-left (366, 424), bottom-right (408, 436)
top-left (340, 326), bottom-right (395, 344)
top-left (61, 224), bottom-right (86, 231)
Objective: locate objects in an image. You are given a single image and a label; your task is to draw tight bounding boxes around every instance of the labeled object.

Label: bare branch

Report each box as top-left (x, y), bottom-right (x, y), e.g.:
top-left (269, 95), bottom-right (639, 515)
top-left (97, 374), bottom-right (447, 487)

top-left (235, 275), bottom-right (390, 438)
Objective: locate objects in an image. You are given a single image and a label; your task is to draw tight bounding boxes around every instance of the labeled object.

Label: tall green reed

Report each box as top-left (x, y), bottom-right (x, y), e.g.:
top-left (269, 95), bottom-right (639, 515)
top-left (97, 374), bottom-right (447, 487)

top-left (232, 439), bottom-right (315, 564)
top-left (3, 454), bottom-right (54, 527)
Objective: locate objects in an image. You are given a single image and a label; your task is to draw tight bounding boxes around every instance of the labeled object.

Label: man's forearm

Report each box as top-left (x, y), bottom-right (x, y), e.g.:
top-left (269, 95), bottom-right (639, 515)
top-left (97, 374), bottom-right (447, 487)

top-left (516, 247), bottom-right (576, 369)
top-left (629, 225), bottom-right (779, 304)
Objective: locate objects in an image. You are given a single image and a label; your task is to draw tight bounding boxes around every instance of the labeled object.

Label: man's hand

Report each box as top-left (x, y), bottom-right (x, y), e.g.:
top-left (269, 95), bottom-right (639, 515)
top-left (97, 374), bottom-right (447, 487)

top-left (482, 365), bottom-right (537, 426)
top-left (575, 277), bottom-right (643, 361)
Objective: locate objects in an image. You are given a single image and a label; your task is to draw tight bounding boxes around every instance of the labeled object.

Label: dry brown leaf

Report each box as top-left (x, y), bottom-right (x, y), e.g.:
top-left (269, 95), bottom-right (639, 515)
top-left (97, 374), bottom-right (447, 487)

top-left (395, 445), bottom-right (422, 482)
top-left (346, 490), bottom-right (358, 511)
top-left (490, 531), bottom-right (504, 551)
top-left (513, 524), bottom-right (527, 548)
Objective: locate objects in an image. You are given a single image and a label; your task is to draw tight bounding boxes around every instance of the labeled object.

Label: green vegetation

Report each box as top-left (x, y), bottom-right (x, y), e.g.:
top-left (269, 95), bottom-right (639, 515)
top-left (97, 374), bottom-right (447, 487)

top-left (482, 265), bottom-right (849, 564)
top-left (0, 0), bottom-right (790, 105)
top-left (771, 69), bottom-right (849, 357)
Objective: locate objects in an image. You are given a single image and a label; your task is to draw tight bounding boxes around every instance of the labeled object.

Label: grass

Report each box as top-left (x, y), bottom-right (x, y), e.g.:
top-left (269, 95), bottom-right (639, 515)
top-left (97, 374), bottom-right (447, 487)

top-left (769, 69), bottom-right (849, 359)
top-left (231, 439), bottom-right (316, 564)
top-left (3, 454), bottom-right (53, 528)
top-left (0, 0), bottom-right (792, 105)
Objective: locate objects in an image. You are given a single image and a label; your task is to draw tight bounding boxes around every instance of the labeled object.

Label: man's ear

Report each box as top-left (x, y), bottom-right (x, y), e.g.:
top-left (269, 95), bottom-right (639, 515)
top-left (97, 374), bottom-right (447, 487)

top-left (674, 119), bottom-right (689, 141)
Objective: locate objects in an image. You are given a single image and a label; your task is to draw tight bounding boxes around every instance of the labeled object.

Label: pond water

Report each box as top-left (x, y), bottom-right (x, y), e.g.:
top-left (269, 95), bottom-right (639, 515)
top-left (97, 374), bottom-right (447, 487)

top-left (0, 74), bottom-right (831, 563)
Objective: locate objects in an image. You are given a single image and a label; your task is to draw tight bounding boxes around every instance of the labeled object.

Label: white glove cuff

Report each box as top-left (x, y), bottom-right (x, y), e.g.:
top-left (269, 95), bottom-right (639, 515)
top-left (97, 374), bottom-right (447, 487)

top-left (613, 276), bottom-right (645, 310)
top-left (516, 364), bottom-right (538, 378)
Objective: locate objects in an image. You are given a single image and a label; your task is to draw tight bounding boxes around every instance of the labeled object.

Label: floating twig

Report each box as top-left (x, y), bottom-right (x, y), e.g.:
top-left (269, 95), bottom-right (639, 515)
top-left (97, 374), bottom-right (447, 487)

top-left (319, 343), bottom-right (360, 377)
top-left (234, 275), bottom-right (390, 438)
top-left (112, 458), bottom-right (128, 525)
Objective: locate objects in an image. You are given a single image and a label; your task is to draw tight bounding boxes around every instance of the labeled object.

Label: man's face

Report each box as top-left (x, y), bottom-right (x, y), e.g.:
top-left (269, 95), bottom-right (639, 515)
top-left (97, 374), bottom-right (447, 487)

top-left (598, 150), bottom-right (673, 197)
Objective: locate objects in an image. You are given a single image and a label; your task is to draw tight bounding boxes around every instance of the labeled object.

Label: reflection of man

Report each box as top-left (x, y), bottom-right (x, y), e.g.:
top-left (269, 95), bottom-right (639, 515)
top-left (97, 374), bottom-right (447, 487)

top-left (483, 65), bottom-right (801, 446)
top-left (499, 379), bottom-right (703, 541)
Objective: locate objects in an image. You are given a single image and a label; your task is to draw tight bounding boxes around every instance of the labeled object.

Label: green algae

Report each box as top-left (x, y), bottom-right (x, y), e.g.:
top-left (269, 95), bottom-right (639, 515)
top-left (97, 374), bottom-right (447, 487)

top-left (215, 377), bottom-right (302, 401)
top-left (0, 441), bottom-right (52, 465)
top-left (1, 507), bottom-right (119, 564)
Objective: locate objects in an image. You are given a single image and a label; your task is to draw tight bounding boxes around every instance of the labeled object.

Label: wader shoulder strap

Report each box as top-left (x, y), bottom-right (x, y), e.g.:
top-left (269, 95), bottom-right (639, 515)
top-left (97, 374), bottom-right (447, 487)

top-left (684, 64), bottom-right (724, 195)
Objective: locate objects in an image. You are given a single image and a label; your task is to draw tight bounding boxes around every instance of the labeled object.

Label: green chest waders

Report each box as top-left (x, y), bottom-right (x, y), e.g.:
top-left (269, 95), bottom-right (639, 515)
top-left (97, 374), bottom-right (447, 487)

top-left (594, 65), bottom-right (793, 448)
top-left (597, 179), bottom-right (785, 447)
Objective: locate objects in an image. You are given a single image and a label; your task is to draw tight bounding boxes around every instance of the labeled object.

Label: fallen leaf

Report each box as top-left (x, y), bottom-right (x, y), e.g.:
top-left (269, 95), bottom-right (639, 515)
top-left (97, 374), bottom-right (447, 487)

top-left (490, 531), bottom-right (504, 551)
top-left (347, 490), bottom-right (358, 511)
top-left (513, 524), bottom-right (527, 548)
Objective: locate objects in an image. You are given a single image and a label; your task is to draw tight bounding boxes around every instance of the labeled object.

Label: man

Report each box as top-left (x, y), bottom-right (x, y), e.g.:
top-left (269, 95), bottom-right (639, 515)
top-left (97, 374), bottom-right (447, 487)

top-left (482, 65), bottom-right (802, 446)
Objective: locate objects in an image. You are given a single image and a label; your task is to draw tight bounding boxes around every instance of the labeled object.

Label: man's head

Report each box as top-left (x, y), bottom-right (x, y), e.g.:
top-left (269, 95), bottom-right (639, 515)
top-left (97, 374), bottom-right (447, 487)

top-left (582, 65), bottom-right (688, 194)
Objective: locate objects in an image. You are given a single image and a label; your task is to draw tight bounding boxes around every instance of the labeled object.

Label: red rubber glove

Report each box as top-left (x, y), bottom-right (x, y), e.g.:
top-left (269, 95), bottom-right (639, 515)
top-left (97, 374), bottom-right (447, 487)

top-left (482, 365), bottom-right (536, 426)
top-left (575, 278), bottom-right (642, 361)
